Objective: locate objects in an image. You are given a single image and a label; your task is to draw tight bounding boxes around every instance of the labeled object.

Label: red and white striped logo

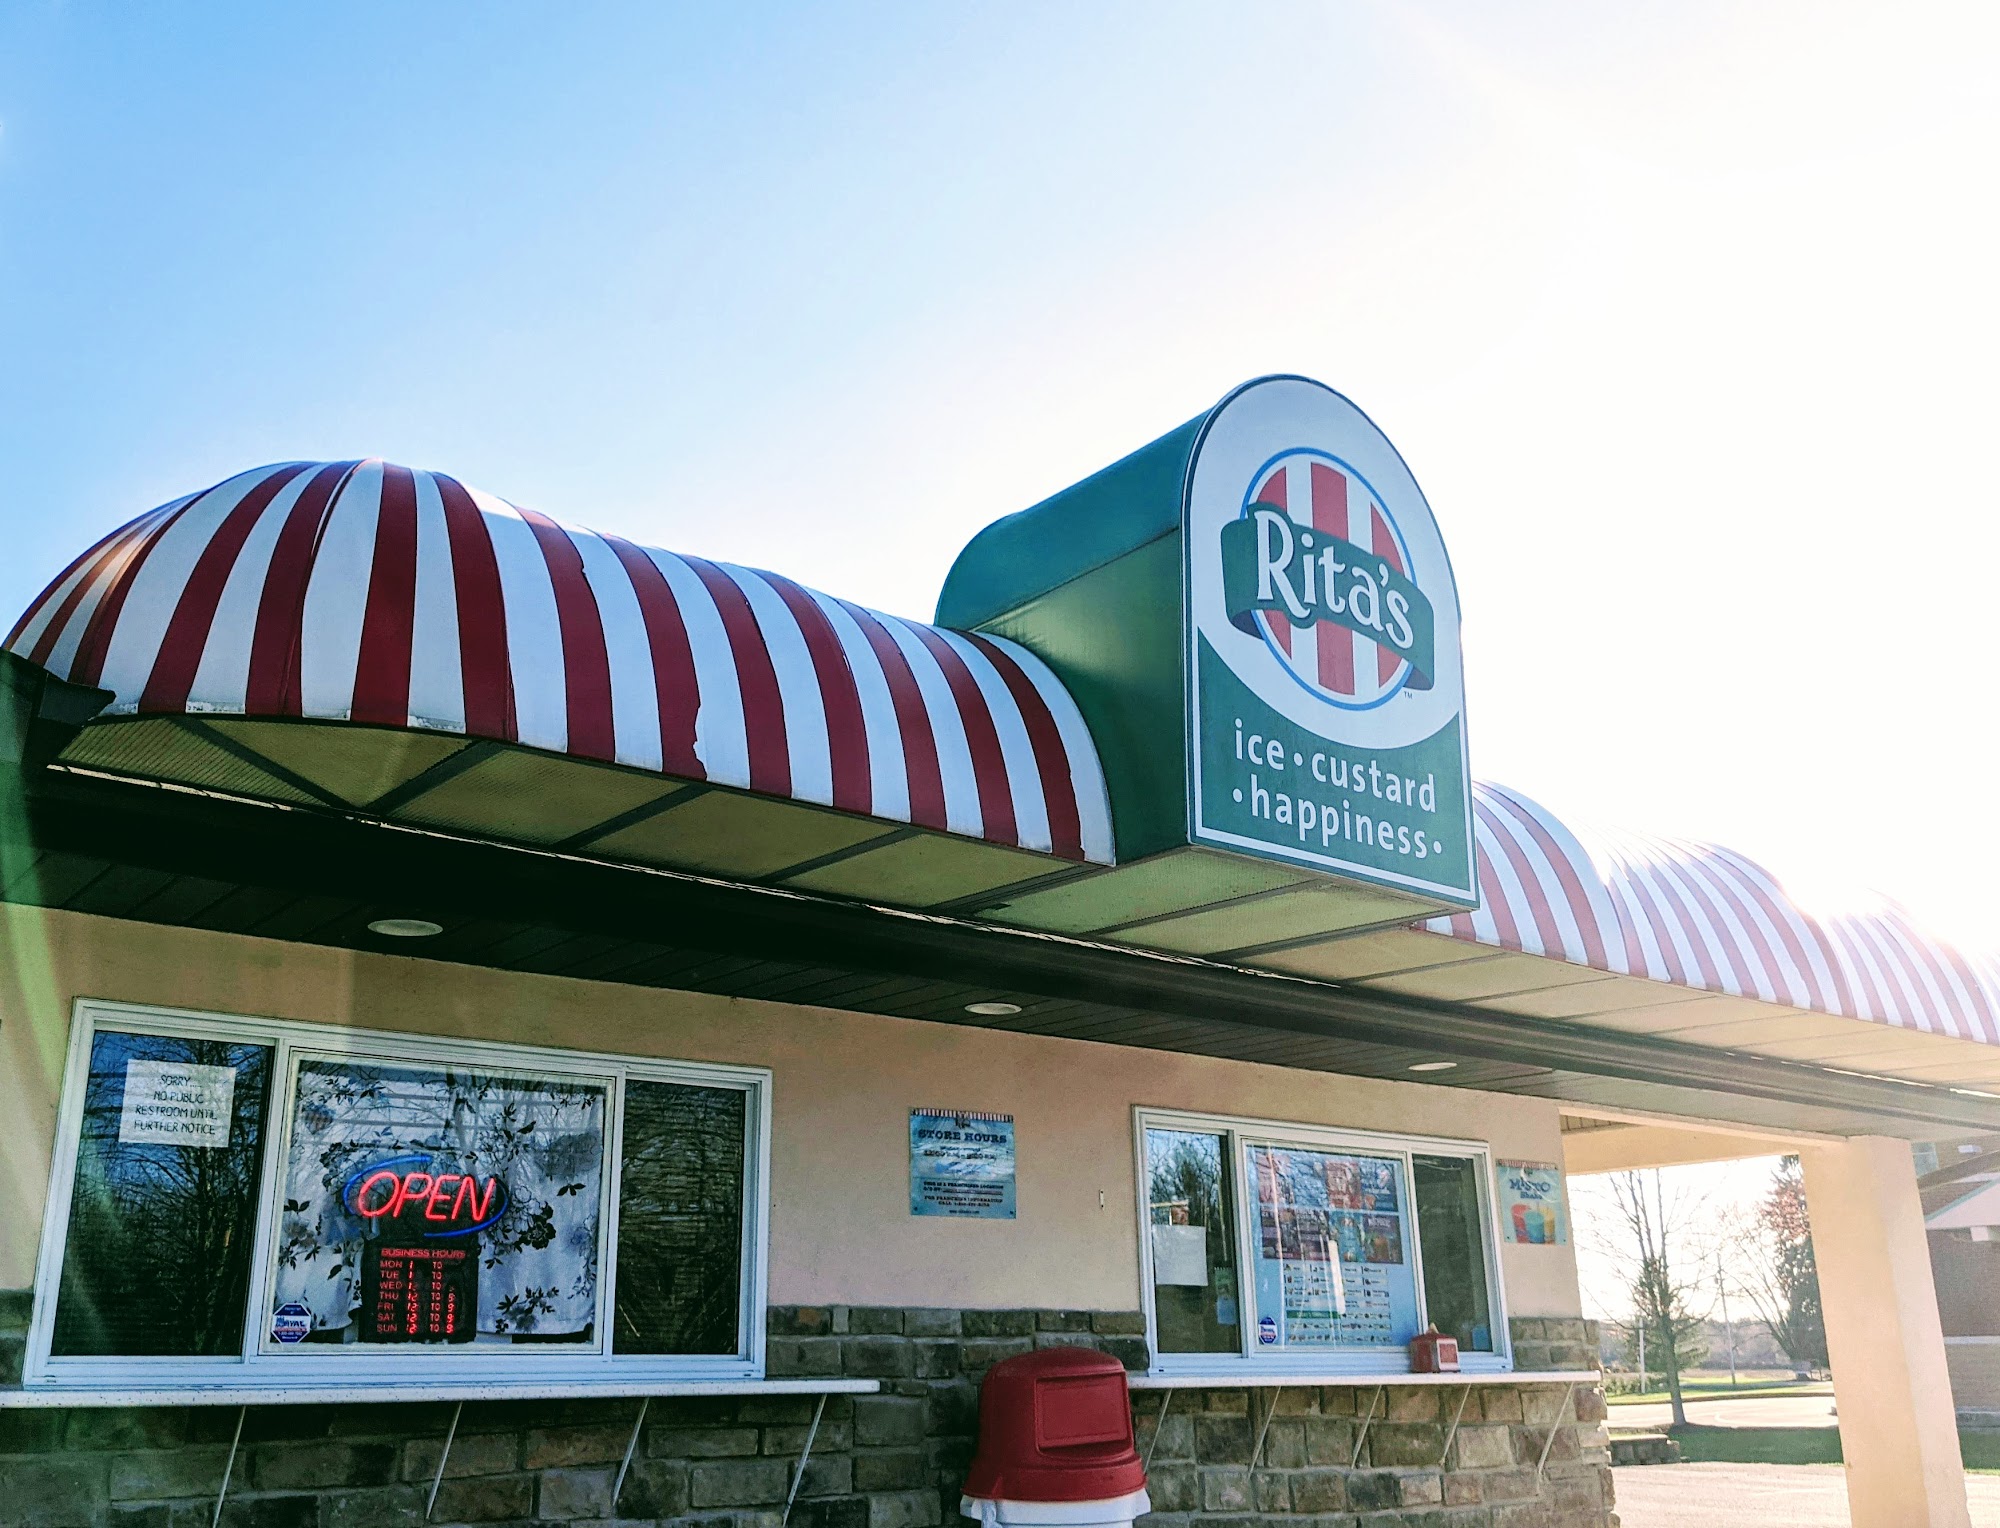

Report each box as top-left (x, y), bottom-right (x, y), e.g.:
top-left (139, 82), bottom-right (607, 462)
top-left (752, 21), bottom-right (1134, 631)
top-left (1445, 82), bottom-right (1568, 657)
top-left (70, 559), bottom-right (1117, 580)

top-left (1244, 451), bottom-right (1414, 710)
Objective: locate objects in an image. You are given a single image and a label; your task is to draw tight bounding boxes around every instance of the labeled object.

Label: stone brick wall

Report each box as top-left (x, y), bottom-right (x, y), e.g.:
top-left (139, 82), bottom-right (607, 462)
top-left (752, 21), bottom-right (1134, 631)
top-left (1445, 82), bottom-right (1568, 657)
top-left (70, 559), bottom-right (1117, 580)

top-left (1134, 1370), bottom-right (1612, 1528)
top-left (0, 1296), bottom-right (1610, 1528)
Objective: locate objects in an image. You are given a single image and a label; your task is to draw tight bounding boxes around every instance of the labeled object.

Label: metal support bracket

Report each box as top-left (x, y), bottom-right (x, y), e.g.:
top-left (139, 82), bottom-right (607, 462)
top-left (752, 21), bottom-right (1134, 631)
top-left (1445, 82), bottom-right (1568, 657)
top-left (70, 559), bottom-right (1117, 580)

top-left (426, 1399), bottom-right (463, 1521)
top-left (1534, 1383), bottom-right (1577, 1484)
top-left (780, 1392), bottom-right (829, 1528)
top-left (1249, 1386), bottom-right (1283, 1469)
top-left (211, 1405), bottom-right (246, 1528)
top-left (1438, 1384), bottom-right (1474, 1468)
top-left (1142, 1388), bottom-right (1174, 1472)
top-left (612, 1396), bottom-right (650, 1512)
top-left (1350, 1385), bottom-right (1384, 1468)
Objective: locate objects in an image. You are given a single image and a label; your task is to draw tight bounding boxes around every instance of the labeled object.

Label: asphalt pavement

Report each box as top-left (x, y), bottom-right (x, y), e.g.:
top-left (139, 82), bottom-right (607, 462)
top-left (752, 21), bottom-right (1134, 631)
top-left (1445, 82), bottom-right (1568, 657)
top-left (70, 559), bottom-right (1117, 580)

top-left (1614, 1462), bottom-right (2000, 1526)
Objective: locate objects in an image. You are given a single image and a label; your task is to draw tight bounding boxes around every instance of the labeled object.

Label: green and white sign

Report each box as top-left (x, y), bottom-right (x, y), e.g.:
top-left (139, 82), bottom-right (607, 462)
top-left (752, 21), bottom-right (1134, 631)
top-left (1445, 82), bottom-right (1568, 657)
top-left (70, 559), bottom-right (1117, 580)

top-left (1184, 378), bottom-right (1474, 904)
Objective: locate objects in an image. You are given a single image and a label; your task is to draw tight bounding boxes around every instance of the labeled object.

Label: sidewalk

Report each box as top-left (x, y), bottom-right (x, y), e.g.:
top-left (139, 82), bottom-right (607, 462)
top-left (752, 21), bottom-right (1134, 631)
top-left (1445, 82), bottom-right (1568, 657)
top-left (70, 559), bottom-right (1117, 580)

top-left (1614, 1462), bottom-right (2000, 1526)
top-left (1614, 1389), bottom-right (1837, 1432)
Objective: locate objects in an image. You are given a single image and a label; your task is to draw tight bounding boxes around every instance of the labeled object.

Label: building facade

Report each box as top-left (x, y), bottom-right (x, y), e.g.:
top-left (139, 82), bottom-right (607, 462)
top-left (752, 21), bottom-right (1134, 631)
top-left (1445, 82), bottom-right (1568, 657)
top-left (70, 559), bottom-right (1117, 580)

top-left (0, 376), bottom-right (1988, 1527)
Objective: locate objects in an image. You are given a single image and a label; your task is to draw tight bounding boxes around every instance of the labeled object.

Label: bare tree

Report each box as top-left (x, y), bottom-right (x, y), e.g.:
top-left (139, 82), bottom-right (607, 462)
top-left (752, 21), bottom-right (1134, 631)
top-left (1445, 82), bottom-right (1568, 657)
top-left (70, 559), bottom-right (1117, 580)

top-left (1601, 1169), bottom-right (1711, 1427)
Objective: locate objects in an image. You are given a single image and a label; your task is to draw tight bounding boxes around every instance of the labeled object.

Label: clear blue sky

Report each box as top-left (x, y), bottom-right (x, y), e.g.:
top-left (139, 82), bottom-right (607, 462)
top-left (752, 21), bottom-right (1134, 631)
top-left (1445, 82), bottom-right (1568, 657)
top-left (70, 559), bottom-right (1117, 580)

top-left (3, 2), bottom-right (1997, 941)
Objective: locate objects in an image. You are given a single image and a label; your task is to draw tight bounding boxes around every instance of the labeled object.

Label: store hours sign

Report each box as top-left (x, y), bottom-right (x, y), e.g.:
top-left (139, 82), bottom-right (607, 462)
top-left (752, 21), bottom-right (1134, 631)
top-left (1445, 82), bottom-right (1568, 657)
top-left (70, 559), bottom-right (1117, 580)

top-left (910, 1109), bottom-right (1016, 1219)
top-left (1185, 378), bottom-right (1475, 904)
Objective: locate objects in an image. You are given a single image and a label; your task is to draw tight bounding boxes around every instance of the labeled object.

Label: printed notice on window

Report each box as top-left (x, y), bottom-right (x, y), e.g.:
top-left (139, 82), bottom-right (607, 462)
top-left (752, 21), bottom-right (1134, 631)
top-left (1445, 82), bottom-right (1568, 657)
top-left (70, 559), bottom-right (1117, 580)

top-left (118, 1059), bottom-right (236, 1148)
top-left (909, 1109), bottom-right (1015, 1219)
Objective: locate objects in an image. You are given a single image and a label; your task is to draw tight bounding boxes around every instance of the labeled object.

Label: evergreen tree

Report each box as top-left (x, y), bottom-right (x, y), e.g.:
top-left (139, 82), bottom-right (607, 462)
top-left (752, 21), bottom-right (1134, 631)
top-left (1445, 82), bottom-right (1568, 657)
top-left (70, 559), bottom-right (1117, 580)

top-left (1744, 1155), bottom-right (1828, 1371)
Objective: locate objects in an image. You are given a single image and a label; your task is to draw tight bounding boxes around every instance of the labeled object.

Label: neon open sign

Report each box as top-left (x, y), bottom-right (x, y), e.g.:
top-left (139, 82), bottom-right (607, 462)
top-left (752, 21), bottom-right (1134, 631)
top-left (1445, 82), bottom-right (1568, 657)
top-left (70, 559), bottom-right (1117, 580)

top-left (342, 1154), bottom-right (509, 1237)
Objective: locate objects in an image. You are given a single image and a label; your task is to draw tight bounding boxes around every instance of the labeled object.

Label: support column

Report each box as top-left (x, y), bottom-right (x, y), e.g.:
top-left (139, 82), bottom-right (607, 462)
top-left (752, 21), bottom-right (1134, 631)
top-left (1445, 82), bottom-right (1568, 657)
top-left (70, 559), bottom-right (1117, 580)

top-left (1802, 1136), bottom-right (1969, 1528)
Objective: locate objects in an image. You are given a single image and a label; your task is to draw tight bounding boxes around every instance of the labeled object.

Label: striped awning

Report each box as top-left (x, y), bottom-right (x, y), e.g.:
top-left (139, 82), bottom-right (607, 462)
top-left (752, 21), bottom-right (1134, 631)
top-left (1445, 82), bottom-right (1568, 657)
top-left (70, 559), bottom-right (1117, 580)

top-left (1426, 782), bottom-right (1999, 1044)
top-left (6, 460), bottom-right (1114, 864)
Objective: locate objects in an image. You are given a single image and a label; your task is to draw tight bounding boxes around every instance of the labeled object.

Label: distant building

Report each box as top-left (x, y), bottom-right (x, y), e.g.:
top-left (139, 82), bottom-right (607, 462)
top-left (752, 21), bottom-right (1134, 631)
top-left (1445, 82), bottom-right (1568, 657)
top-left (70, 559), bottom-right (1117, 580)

top-left (1920, 1137), bottom-right (2000, 1419)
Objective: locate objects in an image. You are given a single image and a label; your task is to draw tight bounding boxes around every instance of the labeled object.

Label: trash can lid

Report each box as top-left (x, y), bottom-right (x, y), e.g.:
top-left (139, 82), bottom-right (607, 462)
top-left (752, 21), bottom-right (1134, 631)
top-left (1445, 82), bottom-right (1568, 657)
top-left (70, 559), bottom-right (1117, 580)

top-left (962, 1348), bottom-right (1147, 1504)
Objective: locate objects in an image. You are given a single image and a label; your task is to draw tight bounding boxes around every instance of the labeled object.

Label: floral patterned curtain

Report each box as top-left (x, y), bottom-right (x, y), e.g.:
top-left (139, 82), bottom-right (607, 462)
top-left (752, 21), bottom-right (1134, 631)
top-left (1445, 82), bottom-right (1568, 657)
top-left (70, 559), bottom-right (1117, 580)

top-left (272, 1058), bottom-right (606, 1342)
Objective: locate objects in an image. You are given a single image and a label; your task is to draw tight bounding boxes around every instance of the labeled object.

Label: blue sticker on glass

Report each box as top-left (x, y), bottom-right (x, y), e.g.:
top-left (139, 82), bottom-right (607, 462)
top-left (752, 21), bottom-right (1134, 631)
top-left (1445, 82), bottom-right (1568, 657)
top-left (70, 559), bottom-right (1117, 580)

top-left (271, 1301), bottom-right (312, 1344)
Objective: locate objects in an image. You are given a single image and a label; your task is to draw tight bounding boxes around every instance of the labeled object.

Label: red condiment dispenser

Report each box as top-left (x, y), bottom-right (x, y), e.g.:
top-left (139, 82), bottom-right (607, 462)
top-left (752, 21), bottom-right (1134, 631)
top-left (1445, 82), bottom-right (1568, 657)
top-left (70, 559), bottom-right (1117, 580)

top-left (1410, 1324), bottom-right (1461, 1373)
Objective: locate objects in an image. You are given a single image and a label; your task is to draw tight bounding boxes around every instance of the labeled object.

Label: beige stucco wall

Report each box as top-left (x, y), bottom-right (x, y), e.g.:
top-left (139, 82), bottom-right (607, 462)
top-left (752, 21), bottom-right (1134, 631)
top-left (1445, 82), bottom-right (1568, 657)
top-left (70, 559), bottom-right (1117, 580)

top-left (0, 903), bottom-right (1581, 1319)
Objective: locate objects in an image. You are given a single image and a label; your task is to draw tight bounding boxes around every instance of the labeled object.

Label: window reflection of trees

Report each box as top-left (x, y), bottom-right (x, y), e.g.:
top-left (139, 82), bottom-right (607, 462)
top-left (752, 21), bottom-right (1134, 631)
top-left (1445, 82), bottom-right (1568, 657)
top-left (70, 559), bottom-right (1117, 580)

top-left (613, 1082), bottom-right (746, 1356)
top-left (52, 1033), bottom-right (272, 1358)
top-left (1146, 1129), bottom-right (1240, 1355)
top-left (1148, 1130), bottom-right (1225, 1230)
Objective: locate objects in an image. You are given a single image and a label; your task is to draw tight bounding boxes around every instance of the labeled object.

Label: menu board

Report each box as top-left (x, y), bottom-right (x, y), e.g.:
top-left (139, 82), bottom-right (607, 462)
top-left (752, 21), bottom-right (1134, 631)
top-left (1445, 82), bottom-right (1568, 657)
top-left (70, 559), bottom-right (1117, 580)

top-left (360, 1241), bottom-right (477, 1343)
top-left (1249, 1145), bottom-right (1420, 1349)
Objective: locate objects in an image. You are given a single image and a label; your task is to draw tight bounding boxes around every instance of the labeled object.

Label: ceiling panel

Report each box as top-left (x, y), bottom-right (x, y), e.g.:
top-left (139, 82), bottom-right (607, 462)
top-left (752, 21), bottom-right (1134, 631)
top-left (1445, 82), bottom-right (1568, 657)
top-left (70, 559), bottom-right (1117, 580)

top-left (986, 850), bottom-right (1300, 934)
top-left (591, 790), bottom-right (884, 878)
top-left (212, 719), bottom-right (468, 808)
top-left (1128, 883), bottom-right (1426, 955)
top-left (1251, 928), bottom-right (1496, 982)
top-left (1477, 975), bottom-right (1718, 1021)
top-left (64, 717), bottom-right (320, 805)
top-left (395, 750), bottom-right (680, 844)
top-left (1356, 951), bottom-right (1618, 1003)
top-left (1740, 1027), bottom-right (1974, 1063)
top-left (1553, 995), bottom-right (1796, 1035)
top-left (782, 832), bottom-right (1054, 908)
top-left (1653, 1010), bottom-right (1873, 1046)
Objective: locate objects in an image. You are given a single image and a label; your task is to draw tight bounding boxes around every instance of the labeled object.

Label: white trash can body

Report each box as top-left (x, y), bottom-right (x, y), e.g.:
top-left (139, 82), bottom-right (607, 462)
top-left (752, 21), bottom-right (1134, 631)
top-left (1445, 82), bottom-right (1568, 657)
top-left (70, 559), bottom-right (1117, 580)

top-left (959, 1487), bottom-right (1152, 1528)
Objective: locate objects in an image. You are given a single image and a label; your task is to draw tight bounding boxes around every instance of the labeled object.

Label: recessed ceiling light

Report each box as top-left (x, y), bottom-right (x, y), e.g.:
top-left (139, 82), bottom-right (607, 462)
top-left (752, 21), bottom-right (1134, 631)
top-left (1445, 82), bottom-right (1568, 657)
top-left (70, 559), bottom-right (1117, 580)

top-left (1408, 1060), bottom-right (1458, 1073)
top-left (367, 918), bottom-right (443, 939)
top-left (965, 1001), bottom-right (1023, 1016)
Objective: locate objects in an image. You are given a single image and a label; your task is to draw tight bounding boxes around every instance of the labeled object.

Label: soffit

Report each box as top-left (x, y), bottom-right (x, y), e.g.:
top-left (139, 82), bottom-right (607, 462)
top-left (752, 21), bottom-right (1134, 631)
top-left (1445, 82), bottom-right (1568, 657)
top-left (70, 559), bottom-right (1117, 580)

top-left (5, 761), bottom-right (1999, 1141)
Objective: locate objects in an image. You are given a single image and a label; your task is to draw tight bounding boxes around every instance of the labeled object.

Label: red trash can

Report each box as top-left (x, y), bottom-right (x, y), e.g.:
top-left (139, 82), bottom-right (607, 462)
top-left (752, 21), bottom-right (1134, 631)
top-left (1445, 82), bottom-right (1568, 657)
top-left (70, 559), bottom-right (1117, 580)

top-left (960, 1347), bottom-right (1151, 1528)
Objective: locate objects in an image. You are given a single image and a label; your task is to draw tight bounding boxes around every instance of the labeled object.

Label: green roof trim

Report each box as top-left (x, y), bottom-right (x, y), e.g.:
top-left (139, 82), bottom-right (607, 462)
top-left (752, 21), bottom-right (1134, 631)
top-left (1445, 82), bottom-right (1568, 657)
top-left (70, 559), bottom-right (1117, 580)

top-left (935, 413), bottom-right (1205, 631)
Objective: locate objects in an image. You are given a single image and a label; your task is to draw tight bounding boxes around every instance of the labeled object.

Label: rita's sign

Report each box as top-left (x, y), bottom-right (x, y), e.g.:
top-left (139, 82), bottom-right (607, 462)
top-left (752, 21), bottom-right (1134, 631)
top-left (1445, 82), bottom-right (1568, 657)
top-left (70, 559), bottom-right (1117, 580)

top-left (1185, 379), bottom-right (1474, 902)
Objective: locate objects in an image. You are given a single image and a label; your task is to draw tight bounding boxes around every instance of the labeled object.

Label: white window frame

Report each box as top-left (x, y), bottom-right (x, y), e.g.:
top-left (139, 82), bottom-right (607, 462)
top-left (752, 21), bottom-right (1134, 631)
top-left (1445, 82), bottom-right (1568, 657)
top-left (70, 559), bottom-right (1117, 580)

top-left (24, 998), bottom-right (772, 1392)
top-left (1134, 1107), bottom-right (1513, 1378)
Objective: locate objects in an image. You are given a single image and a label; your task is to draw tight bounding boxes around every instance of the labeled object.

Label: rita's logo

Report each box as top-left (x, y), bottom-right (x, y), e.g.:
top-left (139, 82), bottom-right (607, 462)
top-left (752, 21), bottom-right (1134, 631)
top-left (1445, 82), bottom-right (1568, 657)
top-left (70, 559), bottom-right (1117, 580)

top-left (1219, 449), bottom-right (1437, 710)
top-left (343, 1154), bottom-right (509, 1239)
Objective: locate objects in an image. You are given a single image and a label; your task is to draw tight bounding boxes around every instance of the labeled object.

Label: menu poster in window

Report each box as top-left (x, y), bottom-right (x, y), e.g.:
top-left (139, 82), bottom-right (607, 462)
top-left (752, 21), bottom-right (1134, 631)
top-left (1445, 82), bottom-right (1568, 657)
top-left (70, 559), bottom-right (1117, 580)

top-left (1498, 1160), bottom-right (1567, 1244)
top-left (118, 1060), bottom-right (236, 1148)
top-left (1249, 1145), bottom-right (1420, 1348)
top-left (909, 1109), bottom-right (1015, 1219)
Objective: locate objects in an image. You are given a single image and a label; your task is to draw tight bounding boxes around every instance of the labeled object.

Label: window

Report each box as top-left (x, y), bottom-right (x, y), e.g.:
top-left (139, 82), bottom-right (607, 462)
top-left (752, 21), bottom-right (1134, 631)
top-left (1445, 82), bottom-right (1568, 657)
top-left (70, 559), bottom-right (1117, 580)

top-left (27, 1002), bottom-right (769, 1390)
top-left (1138, 1110), bottom-right (1508, 1375)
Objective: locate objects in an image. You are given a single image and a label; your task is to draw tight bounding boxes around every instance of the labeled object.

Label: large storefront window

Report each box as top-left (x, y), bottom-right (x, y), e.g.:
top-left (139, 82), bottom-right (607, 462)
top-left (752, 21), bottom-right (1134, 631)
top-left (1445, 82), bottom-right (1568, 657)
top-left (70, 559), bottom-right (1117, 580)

top-left (1140, 1110), bottom-right (1509, 1375)
top-left (26, 1002), bottom-right (768, 1390)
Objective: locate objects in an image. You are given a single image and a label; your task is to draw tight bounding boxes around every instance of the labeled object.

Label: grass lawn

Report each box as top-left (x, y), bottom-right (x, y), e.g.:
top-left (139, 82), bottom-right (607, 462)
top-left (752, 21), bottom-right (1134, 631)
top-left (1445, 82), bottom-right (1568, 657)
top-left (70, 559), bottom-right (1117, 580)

top-left (1662, 1426), bottom-right (2000, 1473)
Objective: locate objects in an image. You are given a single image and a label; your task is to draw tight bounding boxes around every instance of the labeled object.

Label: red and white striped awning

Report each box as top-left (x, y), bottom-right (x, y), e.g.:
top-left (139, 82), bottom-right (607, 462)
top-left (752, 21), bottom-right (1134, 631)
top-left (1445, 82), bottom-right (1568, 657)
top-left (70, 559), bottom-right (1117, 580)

top-left (14, 458), bottom-right (1997, 1040)
top-left (1425, 783), bottom-right (2000, 1043)
top-left (6, 460), bottom-right (1114, 864)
